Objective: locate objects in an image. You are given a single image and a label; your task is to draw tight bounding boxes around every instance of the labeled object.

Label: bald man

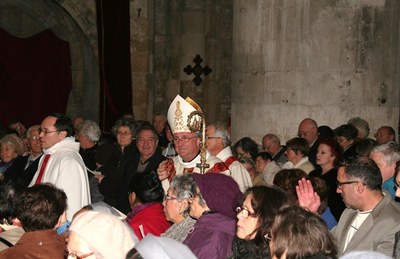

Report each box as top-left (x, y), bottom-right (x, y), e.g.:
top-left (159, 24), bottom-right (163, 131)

top-left (298, 118), bottom-right (319, 168)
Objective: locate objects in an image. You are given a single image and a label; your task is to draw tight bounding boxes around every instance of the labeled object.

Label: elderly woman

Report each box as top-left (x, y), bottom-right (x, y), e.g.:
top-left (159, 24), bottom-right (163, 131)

top-left (97, 118), bottom-right (138, 208)
top-left (0, 134), bottom-right (25, 181)
top-left (232, 186), bottom-right (290, 258)
top-left (68, 210), bottom-right (138, 259)
top-left (283, 137), bottom-right (315, 174)
top-left (182, 173), bottom-right (242, 259)
top-left (269, 206), bottom-right (337, 259)
top-left (162, 174), bottom-right (196, 242)
top-left (126, 171), bottom-right (171, 240)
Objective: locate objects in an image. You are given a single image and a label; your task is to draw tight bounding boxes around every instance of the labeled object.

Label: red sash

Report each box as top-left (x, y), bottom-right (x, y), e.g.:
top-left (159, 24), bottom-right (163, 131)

top-left (224, 156), bottom-right (239, 168)
top-left (35, 154), bottom-right (51, 184)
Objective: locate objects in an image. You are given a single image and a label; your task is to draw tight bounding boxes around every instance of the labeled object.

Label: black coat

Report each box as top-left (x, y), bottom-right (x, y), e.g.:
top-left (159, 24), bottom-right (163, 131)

top-left (116, 147), bottom-right (166, 214)
top-left (99, 142), bottom-right (138, 208)
top-left (4, 155), bottom-right (42, 187)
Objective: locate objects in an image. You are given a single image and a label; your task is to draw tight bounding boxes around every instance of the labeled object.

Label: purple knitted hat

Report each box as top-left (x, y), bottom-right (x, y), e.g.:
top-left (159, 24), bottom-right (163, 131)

top-left (192, 173), bottom-right (242, 219)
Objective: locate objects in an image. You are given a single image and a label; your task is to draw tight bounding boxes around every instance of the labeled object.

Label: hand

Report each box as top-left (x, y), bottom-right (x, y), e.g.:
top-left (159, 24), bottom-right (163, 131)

top-left (296, 178), bottom-right (320, 214)
top-left (157, 160), bottom-right (170, 181)
top-left (95, 174), bottom-right (105, 183)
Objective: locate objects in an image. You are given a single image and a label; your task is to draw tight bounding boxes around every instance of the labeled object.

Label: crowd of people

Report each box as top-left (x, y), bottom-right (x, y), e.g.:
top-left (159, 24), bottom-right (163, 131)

top-left (0, 94), bottom-right (399, 258)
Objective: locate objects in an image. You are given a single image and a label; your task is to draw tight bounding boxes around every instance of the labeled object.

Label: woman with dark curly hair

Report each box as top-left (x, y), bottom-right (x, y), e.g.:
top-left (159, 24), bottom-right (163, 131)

top-left (232, 186), bottom-right (291, 258)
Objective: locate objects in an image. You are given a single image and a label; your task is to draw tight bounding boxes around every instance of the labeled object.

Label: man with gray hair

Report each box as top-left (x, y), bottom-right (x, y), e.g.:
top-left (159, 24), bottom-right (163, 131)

top-left (348, 117), bottom-right (370, 140)
top-left (157, 95), bottom-right (230, 193)
top-left (262, 133), bottom-right (287, 165)
top-left (369, 141), bottom-right (400, 198)
top-left (76, 120), bottom-right (102, 171)
top-left (76, 120), bottom-right (103, 202)
top-left (206, 122), bottom-right (252, 192)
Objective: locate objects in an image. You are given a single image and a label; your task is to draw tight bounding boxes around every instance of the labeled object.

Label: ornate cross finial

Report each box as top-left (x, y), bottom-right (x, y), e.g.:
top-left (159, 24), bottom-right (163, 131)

top-left (183, 54), bottom-right (212, 86)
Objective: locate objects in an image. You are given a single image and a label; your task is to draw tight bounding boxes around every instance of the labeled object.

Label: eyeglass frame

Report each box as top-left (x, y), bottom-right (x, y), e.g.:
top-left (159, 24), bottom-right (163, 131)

top-left (117, 131), bottom-right (132, 137)
top-left (163, 195), bottom-right (178, 202)
top-left (264, 232), bottom-right (272, 243)
top-left (66, 251), bottom-right (94, 259)
top-left (336, 180), bottom-right (362, 189)
top-left (236, 206), bottom-right (257, 218)
top-left (38, 128), bottom-right (59, 135)
top-left (29, 135), bottom-right (41, 141)
top-left (173, 136), bottom-right (197, 144)
top-left (206, 136), bottom-right (221, 140)
top-left (297, 126), bottom-right (316, 138)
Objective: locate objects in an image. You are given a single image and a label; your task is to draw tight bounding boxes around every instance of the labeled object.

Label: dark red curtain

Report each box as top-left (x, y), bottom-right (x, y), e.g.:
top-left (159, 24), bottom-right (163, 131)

top-left (96, 0), bottom-right (132, 132)
top-left (0, 28), bottom-right (72, 128)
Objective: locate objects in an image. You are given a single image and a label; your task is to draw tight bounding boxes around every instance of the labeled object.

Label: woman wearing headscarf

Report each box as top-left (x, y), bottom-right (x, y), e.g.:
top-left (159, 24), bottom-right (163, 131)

top-left (182, 173), bottom-right (242, 259)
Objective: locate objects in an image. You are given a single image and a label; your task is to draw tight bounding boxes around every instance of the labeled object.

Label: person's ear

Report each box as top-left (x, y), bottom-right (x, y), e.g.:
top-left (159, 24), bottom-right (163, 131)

top-left (55, 211), bottom-right (67, 228)
top-left (181, 199), bottom-right (189, 211)
top-left (356, 182), bottom-right (365, 194)
top-left (58, 130), bottom-right (68, 139)
top-left (129, 192), bottom-right (137, 206)
top-left (12, 218), bottom-right (22, 227)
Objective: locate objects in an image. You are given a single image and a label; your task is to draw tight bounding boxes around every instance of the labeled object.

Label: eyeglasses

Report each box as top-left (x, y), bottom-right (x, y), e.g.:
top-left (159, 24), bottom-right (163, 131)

top-left (29, 136), bottom-right (40, 141)
top-left (173, 136), bottom-right (196, 144)
top-left (236, 207), bottom-right (256, 218)
top-left (206, 136), bottom-right (220, 140)
top-left (163, 195), bottom-right (178, 202)
top-left (117, 131), bottom-right (132, 137)
top-left (66, 251), bottom-right (94, 259)
top-left (38, 128), bottom-right (59, 135)
top-left (336, 180), bottom-right (361, 189)
top-left (264, 232), bottom-right (272, 243)
top-left (298, 126), bottom-right (316, 138)
top-left (336, 137), bottom-right (349, 144)
top-left (395, 181), bottom-right (400, 188)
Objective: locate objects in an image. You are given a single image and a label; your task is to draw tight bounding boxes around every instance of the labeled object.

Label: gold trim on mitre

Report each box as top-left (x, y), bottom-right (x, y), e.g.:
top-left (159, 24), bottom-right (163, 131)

top-left (167, 95), bottom-right (202, 134)
top-left (185, 97), bottom-right (203, 113)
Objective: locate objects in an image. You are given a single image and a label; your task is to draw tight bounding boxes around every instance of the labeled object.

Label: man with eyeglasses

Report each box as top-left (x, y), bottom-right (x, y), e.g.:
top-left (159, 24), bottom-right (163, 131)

top-left (205, 122), bottom-right (252, 192)
top-left (18, 125), bottom-right (43, 186)
top-left (297, 118), bottom-right (319, 168)
top-left (29, 113), bottom-right (90, 221)
top-left (262, 133), bottom-right (287, 165)
top-left (157, 95), bottom-right (229, 192)
top-left (332, 157), bottom-right (400, 256)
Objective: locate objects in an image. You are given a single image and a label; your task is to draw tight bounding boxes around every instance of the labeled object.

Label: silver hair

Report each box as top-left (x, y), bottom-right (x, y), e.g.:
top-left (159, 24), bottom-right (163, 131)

top-left (208, 121), bottom-right (231, 147)
top-left (79, 120), bottom-right (101, 142)
top-left (111, 118), bottom-right (135, 137)
top-left (348, 117), bottom-right (370, 139)
top-left (170, 174), bottom-right (197, 200)
top-left (263, 134), bottom-right (281, 145)
top-left (26, 125), bottom-right (40, 138)
top-left (370, 141), bottom-right (400, 166)
top-left (169, 174), bottom-right (197, 217)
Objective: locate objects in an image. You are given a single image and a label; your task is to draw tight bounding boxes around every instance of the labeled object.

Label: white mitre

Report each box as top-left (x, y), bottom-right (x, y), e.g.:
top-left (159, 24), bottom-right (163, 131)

top-left (167, 95), bottom-right (203, 134)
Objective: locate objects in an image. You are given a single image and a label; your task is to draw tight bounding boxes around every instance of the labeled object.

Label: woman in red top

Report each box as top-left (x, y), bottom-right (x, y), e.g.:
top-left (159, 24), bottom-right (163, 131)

top-left (126, 171), bottom-right (171, 240)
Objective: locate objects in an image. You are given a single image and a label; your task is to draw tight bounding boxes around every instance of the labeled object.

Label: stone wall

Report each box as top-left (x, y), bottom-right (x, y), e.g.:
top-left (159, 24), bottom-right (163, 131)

top-left (232, 0), bottom-right (400, 144)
